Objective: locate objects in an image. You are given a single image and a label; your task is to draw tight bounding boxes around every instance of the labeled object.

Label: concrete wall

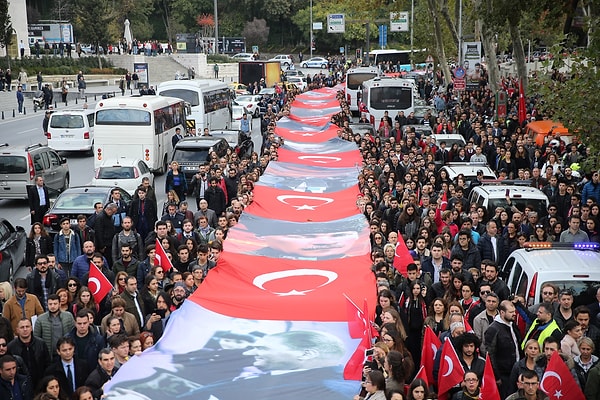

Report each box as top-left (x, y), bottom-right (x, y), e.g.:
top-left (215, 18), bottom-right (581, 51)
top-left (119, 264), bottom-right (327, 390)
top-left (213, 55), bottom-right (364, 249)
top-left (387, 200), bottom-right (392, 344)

top-left (0, 0), bottom-right (29, 58)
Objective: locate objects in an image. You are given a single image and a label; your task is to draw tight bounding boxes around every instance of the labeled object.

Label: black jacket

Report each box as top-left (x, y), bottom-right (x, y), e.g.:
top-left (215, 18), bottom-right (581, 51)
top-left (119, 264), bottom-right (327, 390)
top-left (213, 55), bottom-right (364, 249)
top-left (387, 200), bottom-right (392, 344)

top-left (94, 211), bottom-right (116, 251)
top-left (44, 358), bottom-right (90, 398)
top-left (7, 336), bottom-right (51, 384)
top-left (26, 268), bottom-right (60, 308)
top-left (85, 364), bottom-right (119, 399)
top-left (25, 236), bottom-right (53, 268)
top-left (0, 373), bottom-right (33, 400)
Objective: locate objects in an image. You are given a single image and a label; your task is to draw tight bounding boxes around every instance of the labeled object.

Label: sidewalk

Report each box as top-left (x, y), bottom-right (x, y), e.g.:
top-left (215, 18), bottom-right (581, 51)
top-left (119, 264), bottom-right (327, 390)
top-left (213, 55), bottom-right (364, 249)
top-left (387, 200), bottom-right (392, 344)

top-left (0, 84), bottom-right (129, 120)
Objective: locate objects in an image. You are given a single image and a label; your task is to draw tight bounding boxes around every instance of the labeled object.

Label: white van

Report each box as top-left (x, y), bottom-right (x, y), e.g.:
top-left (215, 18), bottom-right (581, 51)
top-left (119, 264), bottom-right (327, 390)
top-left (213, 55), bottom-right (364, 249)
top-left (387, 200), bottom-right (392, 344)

top-left (469, 182), bottom-right (549, 218)
top-left (504, 242), bottom-right (600, 308)
top-left (46, 109), bottom-right (95, 153)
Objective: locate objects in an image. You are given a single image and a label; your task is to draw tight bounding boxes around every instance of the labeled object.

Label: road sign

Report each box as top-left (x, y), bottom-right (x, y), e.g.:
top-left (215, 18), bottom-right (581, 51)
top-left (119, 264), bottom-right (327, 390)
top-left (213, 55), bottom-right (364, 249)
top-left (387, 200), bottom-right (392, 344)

top-left (390, 12), bottom-right (409, 32)
top-left (378, 25), bottom-right (388, 49)
top-left (426, 55), bottom-right (434, 63)
top-left (453, 77), bottom-right (466, 91)
top-left (454, 66), bottom-right (466, 79)
top-left (313, 22), bottom-right (323, 30)
top-left (328, 14), bottom-right (345, 33)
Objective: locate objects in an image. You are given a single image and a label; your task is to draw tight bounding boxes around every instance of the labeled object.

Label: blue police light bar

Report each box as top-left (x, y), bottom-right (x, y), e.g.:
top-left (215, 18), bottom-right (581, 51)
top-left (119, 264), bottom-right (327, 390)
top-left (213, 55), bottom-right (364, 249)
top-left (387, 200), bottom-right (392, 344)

top-left (523, 242), bottom-right (600, 251)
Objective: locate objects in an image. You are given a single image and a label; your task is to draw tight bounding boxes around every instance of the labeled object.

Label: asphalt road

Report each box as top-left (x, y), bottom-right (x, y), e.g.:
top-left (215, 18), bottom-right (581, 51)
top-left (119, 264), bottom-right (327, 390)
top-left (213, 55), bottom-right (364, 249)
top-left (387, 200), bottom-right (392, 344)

top-left (0, 85), bottom-right (269, 279)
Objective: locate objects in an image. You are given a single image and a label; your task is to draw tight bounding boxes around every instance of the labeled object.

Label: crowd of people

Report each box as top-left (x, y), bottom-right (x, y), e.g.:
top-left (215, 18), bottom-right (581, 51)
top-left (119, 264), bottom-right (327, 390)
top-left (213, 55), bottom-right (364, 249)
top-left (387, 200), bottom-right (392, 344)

top-left (2, 59), bottom-right (600, 400)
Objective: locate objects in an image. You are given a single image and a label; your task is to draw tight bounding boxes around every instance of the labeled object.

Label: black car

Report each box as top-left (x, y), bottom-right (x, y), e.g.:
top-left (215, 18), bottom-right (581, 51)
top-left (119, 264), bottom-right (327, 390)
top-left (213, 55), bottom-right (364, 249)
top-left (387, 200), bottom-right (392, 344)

top-left (0, 218), bottom-right (26, 282)
top-left (42, 186), bottom-right (132, 234)
top-left (171, 137), bottom-right (230, 184)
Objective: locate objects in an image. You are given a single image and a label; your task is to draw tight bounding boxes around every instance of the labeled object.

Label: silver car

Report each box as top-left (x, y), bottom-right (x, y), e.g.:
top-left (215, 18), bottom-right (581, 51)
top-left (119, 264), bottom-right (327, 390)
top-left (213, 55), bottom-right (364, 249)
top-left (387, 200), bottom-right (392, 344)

top-left (0, 143), bottom-right (69, 199)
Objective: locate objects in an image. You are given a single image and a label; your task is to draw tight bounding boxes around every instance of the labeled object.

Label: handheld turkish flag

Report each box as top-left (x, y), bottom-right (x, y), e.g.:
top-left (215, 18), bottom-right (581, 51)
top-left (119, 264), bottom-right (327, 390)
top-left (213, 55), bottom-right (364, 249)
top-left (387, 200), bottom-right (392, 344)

top-left (437, 339), bottom-right (465, 400)
top-left (393, 238), bottom-right (414, 277)
top-left (88, 262), bottom-right (113, 303)
top-left (518, 78), bottom-right (527, 124)
top-left (420, 326), bottom-right (441, 386)
top-left (344, 296), bottom-right (375, 380)
top-left (480, 356), bottom-right (501, 400)
top-left (155, 238), bottom-right (174, 272)
top-left (540, 351), bottom-right (585, 400)
top-left (413, 365), bottom-right (429, 387)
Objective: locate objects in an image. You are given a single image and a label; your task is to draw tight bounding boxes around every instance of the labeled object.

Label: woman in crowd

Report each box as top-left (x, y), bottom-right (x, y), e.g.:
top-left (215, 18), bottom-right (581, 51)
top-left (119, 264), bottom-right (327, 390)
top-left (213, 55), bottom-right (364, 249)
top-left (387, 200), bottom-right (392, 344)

top-left (399, 281), bottom-right (427, 368)
top-left (574, 337), bottom-right (598, 389)
top-left (424, 298), bottom-right (448, 337)
top-left (35, 375), bottom-right (67, 400)
top-left (26, 222), bottom-right (53, 268)
top-left (161, 190), bottom-right (181, 216)
top-left (353, 370), bottom-right (386, 400)
top-left (140, 331), bottom-right (155, 351)
top-left (0, 281), bottom-right (13, 312)
top-left (55, 288), bottom-right (71, 312)
top-left (141, 275), bottom-right (160, 313)
top-left (406, 378), bottom-right (429, 400)
top-left (113, 271), bottom-right (129, 296)
top-left (71, 286), bottom-right (99, 317)
top-left (508, 339), bottom-right (542, 395)
top-left (65, 277), bottom-right (82, 306)
top-left (165, 161), bottom-right (187, 203)
top-left (385, 350), bottom-right (408, 396)
top-left (73, 386), bottom-right (94, 400)
top-left (561, 320), bottom-right (583, 357)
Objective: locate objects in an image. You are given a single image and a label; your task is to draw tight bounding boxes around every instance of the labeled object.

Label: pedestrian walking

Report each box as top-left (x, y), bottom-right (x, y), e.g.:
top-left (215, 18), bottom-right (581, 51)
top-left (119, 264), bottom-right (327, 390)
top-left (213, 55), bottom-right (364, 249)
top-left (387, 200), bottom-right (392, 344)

top-left (16, 86), bottom-right (24, 114)
top-left (37, 71), bottom-right (43, 90)
top-left (213, 63), bottom-right (219, 79)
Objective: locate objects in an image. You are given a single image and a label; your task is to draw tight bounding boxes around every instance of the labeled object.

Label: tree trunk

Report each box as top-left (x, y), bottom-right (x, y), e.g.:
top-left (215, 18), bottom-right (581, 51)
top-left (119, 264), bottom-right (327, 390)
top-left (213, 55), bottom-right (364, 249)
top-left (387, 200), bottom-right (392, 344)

top-left (428, 0), bottom-right (452, 86)
top-left (474, 0), bottom-right (501, 92)
top-left (440, 0), bottom-right (459, 48)
top-left (508, 14), bottom-right (528, 91)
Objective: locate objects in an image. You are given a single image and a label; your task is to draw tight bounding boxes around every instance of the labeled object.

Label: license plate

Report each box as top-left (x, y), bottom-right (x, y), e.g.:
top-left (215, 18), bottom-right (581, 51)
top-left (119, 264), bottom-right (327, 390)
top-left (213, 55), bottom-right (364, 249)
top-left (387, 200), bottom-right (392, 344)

top-left (70, 218), bottom-right (77, 225)
top-left (61, 135), bottom-right (75, 138)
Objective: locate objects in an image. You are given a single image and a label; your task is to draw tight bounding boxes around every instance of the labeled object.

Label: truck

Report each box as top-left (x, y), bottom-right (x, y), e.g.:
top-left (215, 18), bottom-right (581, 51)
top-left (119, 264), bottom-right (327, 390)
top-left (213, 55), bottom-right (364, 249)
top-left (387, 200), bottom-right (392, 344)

top-left (238, 61), bottom-right (282, 88)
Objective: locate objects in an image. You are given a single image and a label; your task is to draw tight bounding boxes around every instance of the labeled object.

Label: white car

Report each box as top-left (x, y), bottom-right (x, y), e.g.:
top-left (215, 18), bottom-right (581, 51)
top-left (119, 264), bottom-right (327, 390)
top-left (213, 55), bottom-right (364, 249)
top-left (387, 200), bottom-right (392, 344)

top-left (286, 76), bottom-right (307, 92)
top-left (301, 57), bottom-right (328, 68)
top-left (268, 54), bottom-right (294, 67)
top-left (232, 105), bottom-right (253, 131)
top-left (234, 95), bottom-right (263, 118)
top-left (231, 53), bottom-right (255, 61)
top-left (92, 158), bottom-right (154, 195)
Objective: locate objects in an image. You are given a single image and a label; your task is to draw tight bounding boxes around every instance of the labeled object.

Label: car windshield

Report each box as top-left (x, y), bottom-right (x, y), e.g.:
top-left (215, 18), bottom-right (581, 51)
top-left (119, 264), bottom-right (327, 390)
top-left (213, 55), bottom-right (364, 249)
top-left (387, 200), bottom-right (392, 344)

top-left (542, 280), bottom-right (600, 308)
top-left (350, 125), bottom-right (375, 137)
top-left (97, 166), bottom-right (136, 179)
top-left (54, 193), bottom-right (105, 210)
top-left (173, 148), bottom-right (210, 162)
top-left (489, 198), bottom-right (547, 216)
top-left (50, 115), bottom-right (85, 129)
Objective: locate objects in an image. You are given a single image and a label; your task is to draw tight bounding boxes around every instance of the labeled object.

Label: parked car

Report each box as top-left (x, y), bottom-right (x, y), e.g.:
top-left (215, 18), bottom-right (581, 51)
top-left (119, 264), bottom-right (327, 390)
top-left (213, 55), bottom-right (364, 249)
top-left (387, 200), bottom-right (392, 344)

top-left (0, 218), bottom-right (26, 282)
top-left (42, 186), bottom-right (131, 234)
top-left (231, 53), bottom-right (255, 61)
top-left (349, 123), bottom-right (376, 138)
top-left (233, 95), bottom-right (263, 118)
top-left (92, 158), bottom-right (154, 195)
top-left (301, 57), bottom-right (329, 69)
top-left (0, 143), bottom-right (69, 200)
top-left (268, 54), bottom-right (294, 67)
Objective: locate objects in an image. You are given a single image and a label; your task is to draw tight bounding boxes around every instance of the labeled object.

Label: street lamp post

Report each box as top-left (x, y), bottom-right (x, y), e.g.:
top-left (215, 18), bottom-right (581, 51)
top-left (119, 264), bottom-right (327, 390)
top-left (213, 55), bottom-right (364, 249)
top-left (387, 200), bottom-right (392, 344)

top-left (310, 0), bottom-right (313, 58)
top-left (214, 0), bottom-right (219, 54)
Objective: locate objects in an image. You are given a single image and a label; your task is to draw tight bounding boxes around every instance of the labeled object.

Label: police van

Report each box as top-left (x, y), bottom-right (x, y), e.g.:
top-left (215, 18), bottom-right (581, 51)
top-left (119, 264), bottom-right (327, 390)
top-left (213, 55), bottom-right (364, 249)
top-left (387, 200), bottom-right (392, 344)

top-left (504, 242), bottom-right (600, 308)
top-left (469, 181), bottom-right (549, 218)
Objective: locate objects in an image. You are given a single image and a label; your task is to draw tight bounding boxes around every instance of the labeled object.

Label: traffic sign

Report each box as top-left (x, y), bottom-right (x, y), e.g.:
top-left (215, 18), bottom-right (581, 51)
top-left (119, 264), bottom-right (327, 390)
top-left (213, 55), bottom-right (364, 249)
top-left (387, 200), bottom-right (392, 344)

top-left (378, 25), bottom-right (388, 49)
top-left (328, 14), bottom-right (345, 33)
top-left (426, 55), bottom-right (434, 63)
top-left (454, 66), bottom-right (466, 79)
top-left (453, 77), bottom-right (465, 91)
top-left (390, 12), bottom-right (409, 32)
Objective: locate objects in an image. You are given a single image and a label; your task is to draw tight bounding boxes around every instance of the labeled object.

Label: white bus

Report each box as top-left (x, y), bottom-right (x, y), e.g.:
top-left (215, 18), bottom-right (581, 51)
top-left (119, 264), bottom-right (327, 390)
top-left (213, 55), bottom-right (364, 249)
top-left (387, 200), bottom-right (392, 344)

top-left (94, 96), bottom-right (188, 174)
top-left (368, 49), bottom-right (426, 72)
top-left (156, 79), bottom-right (232, 133)
top-left (344, 66), bottom-right (382, 113)
top-left (361, 77), bottom-right (415, 126)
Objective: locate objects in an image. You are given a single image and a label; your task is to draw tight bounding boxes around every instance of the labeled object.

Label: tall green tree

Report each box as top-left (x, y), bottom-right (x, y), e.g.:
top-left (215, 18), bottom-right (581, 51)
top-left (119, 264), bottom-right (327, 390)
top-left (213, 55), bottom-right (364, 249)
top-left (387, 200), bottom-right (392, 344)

top-left (0, 0), bottom-right (12, 66)
top-left (73, 0), bottom-right (111, 67)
